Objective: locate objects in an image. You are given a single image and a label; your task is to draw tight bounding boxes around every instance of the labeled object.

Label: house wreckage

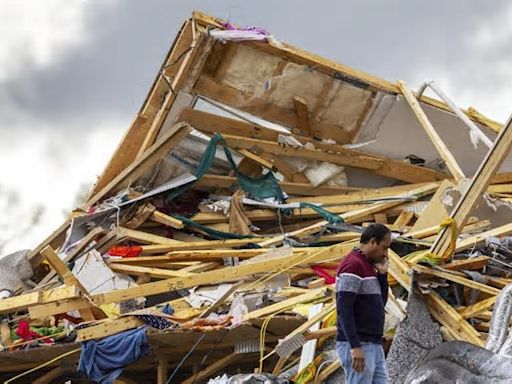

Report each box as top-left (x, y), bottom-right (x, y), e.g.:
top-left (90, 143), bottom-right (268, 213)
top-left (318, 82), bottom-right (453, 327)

top-left (3, 11), bottom-right (512, 383)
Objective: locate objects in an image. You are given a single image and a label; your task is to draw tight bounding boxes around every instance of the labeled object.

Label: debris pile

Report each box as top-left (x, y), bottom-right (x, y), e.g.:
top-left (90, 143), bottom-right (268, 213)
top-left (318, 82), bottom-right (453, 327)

top-left (3, 11), bottom-right (512, 383)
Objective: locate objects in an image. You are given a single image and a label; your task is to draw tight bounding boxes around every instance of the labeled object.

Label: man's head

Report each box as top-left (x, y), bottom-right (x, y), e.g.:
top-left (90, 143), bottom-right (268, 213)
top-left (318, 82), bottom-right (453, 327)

top-left (359, 224), bottom-right (392, 264)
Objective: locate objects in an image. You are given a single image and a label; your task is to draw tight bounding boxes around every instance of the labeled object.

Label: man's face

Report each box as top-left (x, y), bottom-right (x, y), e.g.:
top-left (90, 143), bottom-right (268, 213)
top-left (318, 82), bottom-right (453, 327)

top-left (366, 233), bottom-right (391, 264)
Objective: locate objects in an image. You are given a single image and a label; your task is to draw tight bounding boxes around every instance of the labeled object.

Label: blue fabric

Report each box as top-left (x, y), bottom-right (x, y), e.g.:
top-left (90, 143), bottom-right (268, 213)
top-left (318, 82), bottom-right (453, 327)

top-left (336, 341), bottom-right (387, 384)
top-left (78, 327), bottom-right (150, 383)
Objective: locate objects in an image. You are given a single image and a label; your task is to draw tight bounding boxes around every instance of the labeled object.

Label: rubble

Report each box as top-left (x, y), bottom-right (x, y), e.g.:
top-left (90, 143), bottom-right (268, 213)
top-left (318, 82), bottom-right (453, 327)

top-left (2, 10), bottom-right (512, 383)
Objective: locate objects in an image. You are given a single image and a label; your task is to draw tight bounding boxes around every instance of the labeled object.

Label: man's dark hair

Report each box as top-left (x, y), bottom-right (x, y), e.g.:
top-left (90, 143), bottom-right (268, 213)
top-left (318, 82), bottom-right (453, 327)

top-left (360, 223), bottom-right (391, 244)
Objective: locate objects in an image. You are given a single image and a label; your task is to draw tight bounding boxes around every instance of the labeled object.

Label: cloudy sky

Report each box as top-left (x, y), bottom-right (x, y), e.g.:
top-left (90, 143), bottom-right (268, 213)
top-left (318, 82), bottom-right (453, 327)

top-left (0, 0), bottom-right (511, 255)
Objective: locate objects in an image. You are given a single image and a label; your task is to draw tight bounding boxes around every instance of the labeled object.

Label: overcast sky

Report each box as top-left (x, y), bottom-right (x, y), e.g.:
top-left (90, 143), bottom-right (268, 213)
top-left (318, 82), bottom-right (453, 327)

top-left (1, 0), bottom-right (511, 255)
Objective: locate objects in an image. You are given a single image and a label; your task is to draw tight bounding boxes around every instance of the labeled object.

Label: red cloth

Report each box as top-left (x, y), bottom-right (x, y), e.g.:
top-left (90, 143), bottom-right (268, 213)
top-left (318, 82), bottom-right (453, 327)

top-left (108, 245), bottom-right (143, 258)
top-left (16, 320), bottom-right (51, 343)
top-left (311, 266), bottom-right (335, 284)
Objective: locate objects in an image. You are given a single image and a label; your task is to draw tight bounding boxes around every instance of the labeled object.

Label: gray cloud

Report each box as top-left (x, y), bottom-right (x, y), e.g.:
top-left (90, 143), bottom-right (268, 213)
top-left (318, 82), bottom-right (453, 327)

top-left (1, 0), bottom-right (510, 130)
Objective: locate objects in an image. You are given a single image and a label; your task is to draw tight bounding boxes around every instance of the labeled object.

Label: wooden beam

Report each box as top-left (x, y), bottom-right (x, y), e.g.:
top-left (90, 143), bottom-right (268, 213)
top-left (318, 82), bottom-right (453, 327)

top-left (425, 291), bottom-right (484, 346)
top-left (33, 366), bottom-right (72, 384)
top-left (458, 296), bottom-right (497, 319)
top-left (28, 219), bottom-right (70, 268)
top-left (399, 80), bottom-right (465, 181)
top-left (117, 227), bottom-right (182, 245)
top-left (243, 288), bottom-right (328, 321)
top-left (0, 285), bottom-right (79, 315)
top-left (109, 264), bottom-right (194, 279)
top-left (139, 238), bottom-right (269, 254)
top-left (137, 24), bottom-right (203, 155)
top-left (86, 122), bottom-right (192, 207)
top-left (258, 183), bottom-right (438, 247)
top-left (157, 357), bottom-right (168, 384)
top-left (195, 174), bottom-right (361, 196)
top-left (294, 96), bottom-right (312, 135)
top-left (455, 223), bottom-right (512, 252)
top-left (431, 113), bottom-right (512, 259)
top-left (181, 352), bottom-right (241, 384)
top-left (412, 264), bottom-right (500, 295)
top-left (443, 256), bottom-right (490, 271)
top-left (221, 134), bottom-right (446, 184)
top-left (76, 316), bottom-right (145, 342)
top-left (40, 246), bottom-right (97, 321)
top-left (150, 210), bottom-right (184, 229)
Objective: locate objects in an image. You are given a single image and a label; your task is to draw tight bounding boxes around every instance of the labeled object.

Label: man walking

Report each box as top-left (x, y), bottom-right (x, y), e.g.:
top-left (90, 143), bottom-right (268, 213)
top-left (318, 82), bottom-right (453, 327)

top-left (336, 224), bottom-right (391, 384)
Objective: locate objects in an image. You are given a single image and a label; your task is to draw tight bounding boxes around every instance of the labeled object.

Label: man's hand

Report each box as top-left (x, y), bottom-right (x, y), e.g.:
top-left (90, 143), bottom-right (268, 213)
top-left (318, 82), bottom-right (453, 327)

top-left (374, 256), bottom-right (389, 274)
top-left (351, 347), bottom-right (365, 373)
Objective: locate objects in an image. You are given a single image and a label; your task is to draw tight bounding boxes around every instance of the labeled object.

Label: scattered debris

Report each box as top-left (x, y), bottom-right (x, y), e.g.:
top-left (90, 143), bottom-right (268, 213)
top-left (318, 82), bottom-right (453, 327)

top-left (3, 10), bottom-right (512, 383)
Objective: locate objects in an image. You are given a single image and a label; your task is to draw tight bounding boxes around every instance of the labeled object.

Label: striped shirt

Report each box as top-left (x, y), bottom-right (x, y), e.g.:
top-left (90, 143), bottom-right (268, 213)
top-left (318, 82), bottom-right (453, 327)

top-left (336, 248), bottom-right (388, 347)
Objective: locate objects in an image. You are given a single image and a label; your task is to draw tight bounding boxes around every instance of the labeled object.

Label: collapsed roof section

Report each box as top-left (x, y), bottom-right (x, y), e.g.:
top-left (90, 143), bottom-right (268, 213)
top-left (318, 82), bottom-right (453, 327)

top-left (87, 11), bottom-right (509, 208)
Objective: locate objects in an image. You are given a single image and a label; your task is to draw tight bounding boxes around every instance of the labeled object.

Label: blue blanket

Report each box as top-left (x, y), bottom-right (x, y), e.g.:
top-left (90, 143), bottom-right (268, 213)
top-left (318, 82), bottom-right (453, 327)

top-left (78, 327), bottom-right (150, 383)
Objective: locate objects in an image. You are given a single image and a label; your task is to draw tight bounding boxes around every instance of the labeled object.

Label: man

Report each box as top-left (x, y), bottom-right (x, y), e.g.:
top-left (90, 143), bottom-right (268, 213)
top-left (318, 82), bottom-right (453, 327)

top-left (336, 223), bottom-right (391, 384)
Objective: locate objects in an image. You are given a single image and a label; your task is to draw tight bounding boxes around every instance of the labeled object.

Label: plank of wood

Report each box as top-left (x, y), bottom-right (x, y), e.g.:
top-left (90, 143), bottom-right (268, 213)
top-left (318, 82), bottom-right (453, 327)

top-left (316, 360), bottom-right (342, 382)
top-left (399, 81), bottom-right (465, 181)
top-left (237, 149), bottom-right (275, 171)
top-left (0, 285), bottom-right (79, 315)
top-left (90, 242), bottom-right (354, 307)
top-left (258, 183), bottom-right (438, 247)
top-left (411, 179), bottom-right (453, 233)
top-left (157, 357), bottom-right (168, 384)
top-left (139, 238), bottom-right (270, 254)
top-left (28, 219), bottom-right (70, 268)
top-left (109, 263), bottom-right (194, 279)
top-left (243, 288), bottom-right (328, 321)
top-left (40, 246), bottom-right (97, 321)
top-left (76, 316), bottom-right (145, 342)
top-left (191, 202), bottom-right (396, 224)
top-left (29, 298), bottom-right (92, 319)
top-left (195, 174), bottom-right (360, 196)
top-left (458, 296), bottom-right (497, 319)
top-left (181, 352), bottom-right (241, 384)
top-left (150, 210), bottom-right (184, 229)
top-left (86, 122), bottom-right (192, 207)
top-left (294, 96), bottom-right (312, 135)
top-left (443, 256), bottom-right (490, 271)
top-left (117, 227), bottom-right (182, 245)
top-left (108, 249), bottom-right (270, 264)
top-left (221, 133), bottom-right (446, 184)
top-left (38, 225), bottom-right (104, 290)
top-left (431, 113), bottom-right (512, 258)
top-left (137, 27), bottom-right (203, 156)
top-left (425, 291), bottom-right (484, 346)
top-left (412, 264), bottom-right (500, 295)
top-left (393, 211), bottom-right (415, 230)
top-left (259, 152), bottom-right (309, 183)
top-left (455, 223), bottom-right (512, 252)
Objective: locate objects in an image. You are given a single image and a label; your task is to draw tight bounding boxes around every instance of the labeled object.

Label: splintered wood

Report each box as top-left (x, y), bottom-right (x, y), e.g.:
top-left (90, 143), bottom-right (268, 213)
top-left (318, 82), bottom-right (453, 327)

top-left (6, 10), bottom-right (512, 384)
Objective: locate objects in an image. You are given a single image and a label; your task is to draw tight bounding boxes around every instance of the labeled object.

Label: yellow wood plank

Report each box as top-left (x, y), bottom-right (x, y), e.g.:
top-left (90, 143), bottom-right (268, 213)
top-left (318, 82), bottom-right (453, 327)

top-left (431, 114), bottom-right (512, 258)
top-left (76, 316), bottom-right (145, 342)
top-left (0, 285), bottom-right (79, 315)
top-left (399, 81), bottom-right (465, 181)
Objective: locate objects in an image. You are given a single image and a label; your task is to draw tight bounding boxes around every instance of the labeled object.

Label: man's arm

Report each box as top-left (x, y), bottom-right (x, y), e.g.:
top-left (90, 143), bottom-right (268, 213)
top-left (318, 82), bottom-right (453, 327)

top-left (377, 273), bottom-right (389, 306)
top-left (375, 257), bottom-right (389, 305)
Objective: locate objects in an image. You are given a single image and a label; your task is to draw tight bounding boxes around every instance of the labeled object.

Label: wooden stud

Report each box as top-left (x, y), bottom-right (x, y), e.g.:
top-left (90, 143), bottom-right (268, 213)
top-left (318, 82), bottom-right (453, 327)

top-left (181, 352), bottom-right (241, 384)
top-left (431, 113), bottom-right (512, 258)
top-left (76, 316), bottom-right (145, 342)
top-left (398, 80), bottom-right (465, 181)
top-left (425, 291), bottom-right (484, 346)
top-left (0, 285), bottom-right (79, 315)
top-left (221, 133), bottom-right (446, 184)
top-left (196, 174), bottom-right (360, 196)
top-left (294, 96), bottom-right (312, 135)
